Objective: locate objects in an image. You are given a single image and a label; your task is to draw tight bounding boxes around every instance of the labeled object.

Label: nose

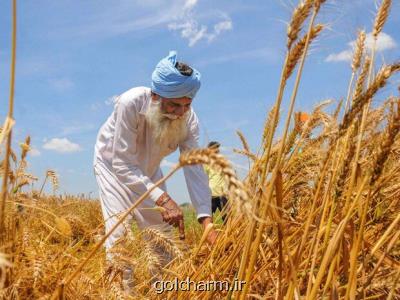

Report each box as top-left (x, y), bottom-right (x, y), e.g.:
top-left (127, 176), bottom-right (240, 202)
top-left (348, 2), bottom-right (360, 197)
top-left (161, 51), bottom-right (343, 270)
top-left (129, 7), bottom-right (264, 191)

top-left (175, 106), bottom-right (185, 117)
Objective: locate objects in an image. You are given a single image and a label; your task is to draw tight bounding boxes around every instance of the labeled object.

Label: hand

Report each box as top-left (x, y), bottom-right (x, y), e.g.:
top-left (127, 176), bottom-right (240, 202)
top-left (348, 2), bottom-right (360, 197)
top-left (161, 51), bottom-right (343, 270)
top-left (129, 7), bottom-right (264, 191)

top-left (206, 229), bottom-right (218, 245)
top-left (199, 216), bottom-right (218, 245)
top-left (156, 193), bottom-right (185, 239)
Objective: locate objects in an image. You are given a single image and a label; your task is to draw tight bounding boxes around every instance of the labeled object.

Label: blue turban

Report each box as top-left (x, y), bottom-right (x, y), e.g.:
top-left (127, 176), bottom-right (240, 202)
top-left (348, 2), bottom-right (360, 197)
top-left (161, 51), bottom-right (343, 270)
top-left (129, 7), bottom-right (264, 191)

top-left (151, 51), bottom-right (201, 99)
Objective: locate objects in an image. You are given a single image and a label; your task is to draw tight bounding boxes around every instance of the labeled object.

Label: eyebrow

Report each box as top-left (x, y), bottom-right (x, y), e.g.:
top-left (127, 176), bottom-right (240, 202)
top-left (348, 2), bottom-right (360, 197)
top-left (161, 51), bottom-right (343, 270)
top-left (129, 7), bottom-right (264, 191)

top-left (169, 101), bottom-right (192, 106)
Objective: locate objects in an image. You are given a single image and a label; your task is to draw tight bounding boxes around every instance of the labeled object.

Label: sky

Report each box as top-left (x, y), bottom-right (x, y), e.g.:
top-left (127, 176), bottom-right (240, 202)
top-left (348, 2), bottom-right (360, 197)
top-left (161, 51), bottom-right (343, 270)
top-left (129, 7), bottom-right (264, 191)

top-left (0, 0), bottom-right (399, 203)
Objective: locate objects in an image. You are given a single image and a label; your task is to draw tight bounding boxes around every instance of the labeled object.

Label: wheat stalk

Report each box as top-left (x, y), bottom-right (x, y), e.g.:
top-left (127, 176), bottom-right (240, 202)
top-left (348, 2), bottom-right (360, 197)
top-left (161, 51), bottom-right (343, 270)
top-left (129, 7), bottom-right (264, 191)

top-left (339, 62), bottom-right (400, 136)
top-left (344, 30), bottom-right (366, 112)
top-left (351, 30), bottom-right (366, 73)
top-left (284, 24), bottom-right (323, 82)
top-left (142, 227), bottom-right (183, 260)
top-left (240, 5), bottom-right (326, 298)
top-left (352, 56), bottom-right (371, 105)
top-left (0, 0), bottom-right (17, 238)
top-left (287, 0), bottom-right (313, 49)
top-left (373, 0), bottom-right (392, 39)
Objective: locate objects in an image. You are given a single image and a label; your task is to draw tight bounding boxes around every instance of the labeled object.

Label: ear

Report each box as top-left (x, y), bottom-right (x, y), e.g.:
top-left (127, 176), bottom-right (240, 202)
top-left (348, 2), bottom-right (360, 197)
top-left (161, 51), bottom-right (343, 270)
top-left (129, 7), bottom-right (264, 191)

top-left (151, 92), bottom-right (159, 101)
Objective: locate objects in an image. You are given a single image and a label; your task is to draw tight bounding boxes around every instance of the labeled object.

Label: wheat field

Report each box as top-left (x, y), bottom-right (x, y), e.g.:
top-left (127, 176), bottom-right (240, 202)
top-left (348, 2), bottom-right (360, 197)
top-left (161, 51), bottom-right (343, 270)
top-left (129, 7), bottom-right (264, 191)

top-left (1, 0), bottom-right (400, 299)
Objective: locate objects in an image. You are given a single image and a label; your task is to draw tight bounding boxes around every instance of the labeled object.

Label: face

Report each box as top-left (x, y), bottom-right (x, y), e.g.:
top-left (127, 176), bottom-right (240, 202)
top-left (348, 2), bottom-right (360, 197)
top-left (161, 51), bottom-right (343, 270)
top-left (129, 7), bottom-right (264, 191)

top-left (146, 95), bottom-right (190, 145)
top-left (151, 94), bottom-right (192, 117)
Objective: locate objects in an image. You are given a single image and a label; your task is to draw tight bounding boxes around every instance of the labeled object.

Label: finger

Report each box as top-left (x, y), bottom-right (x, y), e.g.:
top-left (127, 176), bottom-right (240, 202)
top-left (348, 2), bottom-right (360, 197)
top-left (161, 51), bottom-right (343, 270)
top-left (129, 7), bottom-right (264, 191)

top-left (208, 231), bottom-right (217, 245)
top-left (178, 219), bottom-right (185, 240)
top-left (168, 216), bottom-right (177, 226)
top-left (162, 211), bottom-right (171, 224)
top-left (169, 214), bottom-right (179, 227)
top-left (168, 210), bottom-right (179, 223)
top-left (160, 210), bottom-right (167, 222)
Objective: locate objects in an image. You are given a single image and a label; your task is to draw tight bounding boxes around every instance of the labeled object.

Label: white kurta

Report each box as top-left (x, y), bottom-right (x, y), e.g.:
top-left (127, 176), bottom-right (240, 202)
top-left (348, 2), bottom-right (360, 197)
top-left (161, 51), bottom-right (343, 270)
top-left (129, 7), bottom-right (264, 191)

top-left (93, 86), bottom-right (211, 251)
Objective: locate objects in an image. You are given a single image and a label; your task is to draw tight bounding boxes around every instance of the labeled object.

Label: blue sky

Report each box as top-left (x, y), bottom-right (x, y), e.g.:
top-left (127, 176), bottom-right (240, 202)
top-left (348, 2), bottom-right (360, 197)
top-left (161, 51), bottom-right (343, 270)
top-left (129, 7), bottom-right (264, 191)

top-left (0, 0), bottom-right (399, 203)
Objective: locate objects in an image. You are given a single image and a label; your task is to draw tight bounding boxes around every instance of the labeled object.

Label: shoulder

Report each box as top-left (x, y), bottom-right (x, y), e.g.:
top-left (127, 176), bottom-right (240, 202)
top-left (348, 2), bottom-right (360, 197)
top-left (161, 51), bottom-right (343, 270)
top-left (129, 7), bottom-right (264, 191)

top-left (186, 108), bottom-right (200, 127)
top-left (117, 87), bottom-right (151, 112)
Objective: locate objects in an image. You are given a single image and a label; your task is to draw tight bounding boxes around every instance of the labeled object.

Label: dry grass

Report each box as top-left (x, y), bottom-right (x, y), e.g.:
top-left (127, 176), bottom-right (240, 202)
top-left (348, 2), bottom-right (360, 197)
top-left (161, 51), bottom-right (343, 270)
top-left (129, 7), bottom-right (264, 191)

top-left (1, 0), bottom-right (400, 299)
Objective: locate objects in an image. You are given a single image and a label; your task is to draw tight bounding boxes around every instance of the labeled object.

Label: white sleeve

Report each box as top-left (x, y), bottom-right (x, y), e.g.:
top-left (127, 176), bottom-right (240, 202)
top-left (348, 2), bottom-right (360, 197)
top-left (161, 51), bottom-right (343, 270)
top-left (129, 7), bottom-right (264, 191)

top-left (179, 111), bottom-right (212, 219)
top-left (111, 99), bottom-right (164, 202)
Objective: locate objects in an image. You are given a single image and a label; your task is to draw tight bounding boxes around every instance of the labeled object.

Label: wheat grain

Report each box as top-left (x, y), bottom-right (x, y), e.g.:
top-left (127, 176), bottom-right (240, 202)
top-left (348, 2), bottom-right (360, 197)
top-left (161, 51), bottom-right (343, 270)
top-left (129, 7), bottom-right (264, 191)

top-left (352, 56), bottom-right (371, 104)
top-left (284, 24), bottom-right (323, 81)
top-left (340, 62), bottom-right (400, 136)
top-left (373, 0), bottom-right (392, 39)
top-left (351, 30), bottom-right (366, 72)
top-left (287, 0), bottom-right (313, 50)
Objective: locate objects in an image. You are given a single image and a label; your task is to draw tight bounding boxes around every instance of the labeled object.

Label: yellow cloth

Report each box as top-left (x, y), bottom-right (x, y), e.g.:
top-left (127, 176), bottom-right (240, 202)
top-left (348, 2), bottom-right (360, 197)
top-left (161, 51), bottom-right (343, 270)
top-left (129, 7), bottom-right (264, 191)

top-left (204, 165), bottom-right (227, 197)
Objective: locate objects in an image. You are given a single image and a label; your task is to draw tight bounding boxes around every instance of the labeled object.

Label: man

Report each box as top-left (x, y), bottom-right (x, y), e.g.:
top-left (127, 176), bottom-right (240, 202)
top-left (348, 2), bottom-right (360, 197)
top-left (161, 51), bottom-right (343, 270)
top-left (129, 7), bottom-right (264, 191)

top-left (93, 51), bottom-right (217, 284)
top-left (204, 141), bottom-right (228, 222)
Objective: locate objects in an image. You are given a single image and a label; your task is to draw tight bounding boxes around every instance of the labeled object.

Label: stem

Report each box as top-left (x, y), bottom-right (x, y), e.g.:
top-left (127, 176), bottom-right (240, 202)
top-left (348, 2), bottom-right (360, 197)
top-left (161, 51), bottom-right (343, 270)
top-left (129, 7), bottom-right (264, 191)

top-left (345, 190), bottom-right (371, 300)
top-left (38, 174), bottom-right (49, 198)
top-left (308, 176), bottom-right (369, 299)
top-left (305, 143), bottom-right (341, 297)
top-left (0, 0), bottom-right (17, 239)
top-left (276, 170), bottom-right (284, 300)
top-left (5, 200), bottom-right (58, 219)
top-left (344, 72), bottom-right (356, 113)
top-left (344, 37), bottom-right (378, 212)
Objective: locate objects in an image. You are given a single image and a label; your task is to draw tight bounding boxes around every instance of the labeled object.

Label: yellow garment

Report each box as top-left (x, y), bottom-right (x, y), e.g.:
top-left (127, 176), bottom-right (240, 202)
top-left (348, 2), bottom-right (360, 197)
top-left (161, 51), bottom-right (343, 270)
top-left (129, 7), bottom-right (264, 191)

top-left (204, 165), bottom-right (227, 197)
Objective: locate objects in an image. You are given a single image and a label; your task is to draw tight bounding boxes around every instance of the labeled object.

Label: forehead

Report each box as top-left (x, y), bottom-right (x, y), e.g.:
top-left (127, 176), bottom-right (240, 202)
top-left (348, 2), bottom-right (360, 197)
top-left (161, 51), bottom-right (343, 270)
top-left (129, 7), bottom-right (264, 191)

top-left (162, 97), bottom-right (192, 105)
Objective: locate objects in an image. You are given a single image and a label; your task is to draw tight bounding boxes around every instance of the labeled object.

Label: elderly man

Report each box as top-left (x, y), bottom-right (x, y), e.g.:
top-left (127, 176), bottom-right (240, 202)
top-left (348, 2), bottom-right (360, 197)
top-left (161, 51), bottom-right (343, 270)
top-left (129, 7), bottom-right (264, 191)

top-left (93, 51), bottom-right (216, 277)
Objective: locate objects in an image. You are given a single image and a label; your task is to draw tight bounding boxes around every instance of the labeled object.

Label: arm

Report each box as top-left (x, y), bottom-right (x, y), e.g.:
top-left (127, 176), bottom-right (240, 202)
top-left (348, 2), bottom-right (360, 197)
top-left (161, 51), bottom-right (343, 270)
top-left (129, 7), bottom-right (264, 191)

top-left (179, 111), bottom-right (217, 244)
top-left (111, 98), bottom-right (164, 202)
top-left (179, 110), bottom-right (212, 220)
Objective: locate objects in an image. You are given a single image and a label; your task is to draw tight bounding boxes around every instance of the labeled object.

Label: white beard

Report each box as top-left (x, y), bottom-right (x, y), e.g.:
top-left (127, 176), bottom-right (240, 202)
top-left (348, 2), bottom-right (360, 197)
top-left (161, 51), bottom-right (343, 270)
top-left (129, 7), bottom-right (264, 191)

top-left (145, 101), bottom-right (189, 146)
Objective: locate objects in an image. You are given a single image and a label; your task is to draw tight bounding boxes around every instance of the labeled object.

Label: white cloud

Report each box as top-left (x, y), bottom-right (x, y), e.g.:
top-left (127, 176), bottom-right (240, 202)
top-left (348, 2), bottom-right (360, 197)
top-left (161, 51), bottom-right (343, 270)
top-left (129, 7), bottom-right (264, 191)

top-left (326, 32), bottom-right (397, 63)
top-left (54, 0), bottom-right (231, 46)
top-left (90, 102), bottom-right (103, 111)
top-left (43, 138), bottom-right (82, 153)
top-left (161, 159), bottom-right (177, 168)
top-left (183, 0), bottom-right (198, 11)
top-left (29, 148), bottom-right (41, 157)
top-left (89, 95), bottom-right (119, 112)
top-left (168, 1), bottom-right (233, 47)
top-left (364, 32), bottom-right (396, 52)
top-left (169, 17), bottom-right (233, 47)
top-left (214, 20), bottom-right (233, 35)
top-left (63, 2), bottom-right (182, 39)
top-left (49, 78), bottom-right (74, 91)
top-left (325, 50), bottom-right (353, 62)
top-left (207, 19), bottom-right (233, 42)
top-left (169, 21), bottom-right (208, 47)
top-left (105, 95), bottom-right (119, 106)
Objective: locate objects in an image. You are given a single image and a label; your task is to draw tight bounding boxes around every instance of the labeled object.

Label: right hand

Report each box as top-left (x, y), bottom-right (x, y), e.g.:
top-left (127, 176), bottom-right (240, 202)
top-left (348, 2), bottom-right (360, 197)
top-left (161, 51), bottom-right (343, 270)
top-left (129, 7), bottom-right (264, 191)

top-left (156, 193), bottom-right (185, 239)
top-left (199, 216), bottom-right (218, 245)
